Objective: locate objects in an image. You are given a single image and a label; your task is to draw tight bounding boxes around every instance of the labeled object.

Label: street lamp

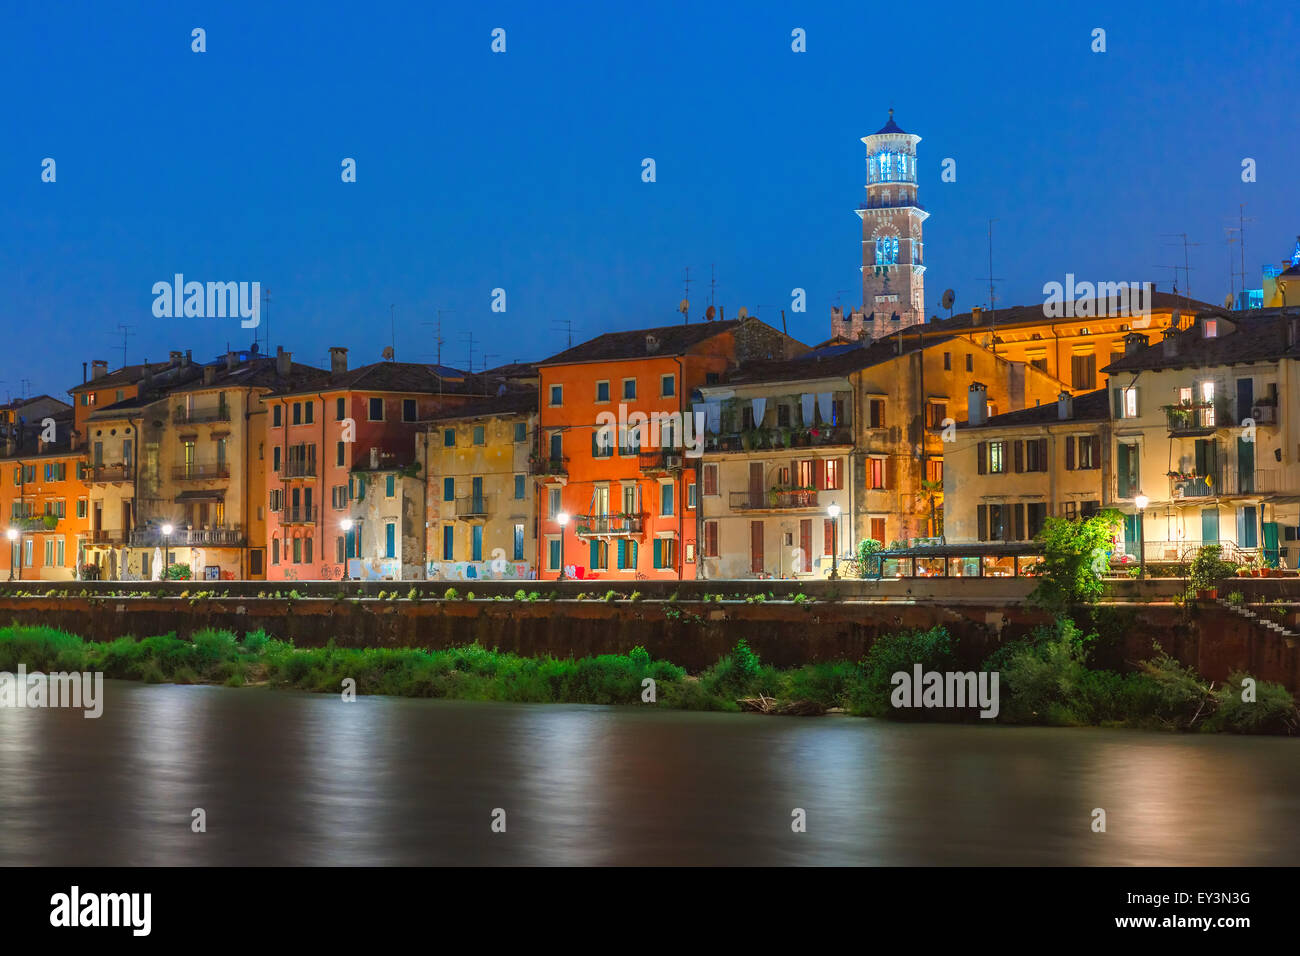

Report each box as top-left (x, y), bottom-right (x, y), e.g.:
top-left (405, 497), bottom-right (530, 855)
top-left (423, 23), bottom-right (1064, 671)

top-left (161, 523), bottom-right (173, 576)
top-left (1134, 494), bottom-right (1149, 581)
top-left (6, 528), bottom-right (16, 581)
top-left (556, 512), bottom-right (570, 581)
top-left (340, 519), bottom-right (354, 580)
top-left (828, 503), bottom-right (841, 580)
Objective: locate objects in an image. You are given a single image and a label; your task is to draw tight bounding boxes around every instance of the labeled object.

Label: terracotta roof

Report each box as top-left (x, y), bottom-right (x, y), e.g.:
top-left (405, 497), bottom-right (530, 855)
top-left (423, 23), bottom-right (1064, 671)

top-left (538, 320), bottom-right (741, 366)
top-left (268, 361), bottom-right (474, 398)
top-left (725, 334), bottom-right (953, 386)
top-left (428, 390), bottom-right (537, 423)
top-left (965, 388), bottom-right (1110, 430)
top-left (169, 358), bottom-right (330, 394)
top-left (923, 290), bottom-right (1217, 337)
top-left (1103, 309), bottom-right (1300, 374)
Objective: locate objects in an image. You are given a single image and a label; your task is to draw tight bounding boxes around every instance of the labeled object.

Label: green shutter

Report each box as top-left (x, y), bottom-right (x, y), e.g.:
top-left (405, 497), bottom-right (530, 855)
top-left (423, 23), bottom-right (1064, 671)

top-left (1116, 444), bottom-right (1130, 498)
top-left (617, 539), bottom-right (627, 569)
top-left (653, 539), bottom-right (662, 568)
top-left (590, 539), bottom-right (599, 569)
top-left (1112, 388), bottom-right (1122, 419)
top-left (630, 540), bottom-right (638, 568)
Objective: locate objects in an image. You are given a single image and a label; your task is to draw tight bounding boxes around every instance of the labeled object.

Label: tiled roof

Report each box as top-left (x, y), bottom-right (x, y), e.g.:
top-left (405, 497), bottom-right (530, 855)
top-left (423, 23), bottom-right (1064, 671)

top-left (1103, 309), bottom-right (1300, 374)
top-left (966, 388), bottom-right (1110, 430)
top-left (923, 291), bottom-right (1217, 336)
top-left (268, 361), bottom-right (474, 398)
top-left (538, 320), bottom-right (741, 366)
top-left (428, 389), bottom-right (537, 423)
top-left (725, 334), bottom-right (953, 386)
top-left (170, 359), bottom-right (330, 394)
top-left (68, 361), bottom-right (178, 393)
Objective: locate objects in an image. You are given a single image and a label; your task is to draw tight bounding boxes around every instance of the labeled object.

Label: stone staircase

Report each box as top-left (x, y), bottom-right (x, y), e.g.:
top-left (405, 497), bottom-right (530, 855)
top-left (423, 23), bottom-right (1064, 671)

top-left (1216, 598), bottom-right (1298, 648)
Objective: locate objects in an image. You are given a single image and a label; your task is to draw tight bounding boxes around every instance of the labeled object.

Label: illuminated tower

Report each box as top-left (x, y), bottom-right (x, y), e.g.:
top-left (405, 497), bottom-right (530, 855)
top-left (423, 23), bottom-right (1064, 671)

top-left (835, 110), bottom-right (928, 340)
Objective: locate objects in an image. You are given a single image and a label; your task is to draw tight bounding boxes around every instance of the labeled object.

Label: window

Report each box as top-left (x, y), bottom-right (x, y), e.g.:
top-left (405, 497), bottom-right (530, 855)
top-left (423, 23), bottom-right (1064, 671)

top-left (385, 522), bottom-right (396, 558)
top-left (988, 441), bottom-right (1006, 474)
top-left (703, 463), bottom-right (718, 496)
top-left (660, 482), bottom-right (674, 516)
top-left (592, 426), bottom-right (614, 458)
top-left (547, 536), bottom-right (562, 571)
top-left (653, 537), bottom-right (677, 569)
top-left (1116, 442), bottom-right (1140, 498)
top-left (688, 482), bottom-right (697, 510)
top-left (1120, 385), bottom-right (1138, 419)
top-left (965, 354), bottom-right (973, 372)
top-left (1027, 502), bottom-right (1048, 539)
top-left (661, 374), bottom-right (675, 398)
top-left (874, 236), bottom-right (899, 265)
top-left (596, 381), bottom-right (610, 403)
top-left (332, 485), bottom-right (348, 509)
top-left (292, 537), bottom-right (302, 563)
top-left (273, 405), bottom-right (282, 427)
top-left (444, 478), bottom-right (454, 501)
top-left (926, 458), bottom-right (943, 484)
top-left (549, 385), bottom-right (563, 406)
top-left (590, 539), bottom-right (608, 570)
top-left (548, 487), bottom-right (561, 518)
top-left (1204, 318), bottom-right (1218, 338)
top-left (473, 425), bottom-right (485, 445)
top-left (304, 401), bottom-right (314, 424)
top-left (513, 422), bottom-right (526, 443)
top-left (514, 474), bottom-right (525, 499)
top-left (928, 402), bottom-right (947, 430)
top-left (336, 441), bottom-right (346, 467)
top-left (977, 504), bottom-right (1006, 542)
top-left (797, 459), bottom-right (816, 488)
top-left (273, 446), bottom-right (282, 471)
top-left (403, 399), bottom-right (417, 422)
top-left (1066, 435), bottom-right (1101, 470)
top-left (1201, 381), bottom-right (1216, 427)
top-left (869, 399), bottom-right (886, 429)
top-left (336, 536), bottom-right (346, 563)
top-left (943, 352), bottom-right (951, 370)
top-left (824, 459), bottom-right (843, 490)
top-left (622, 379), bottom-right (636, 400)
top-left (1072, 353), bottom-right (1097, 390)
top-left (513, 524), bottom-right (524, 561)
top-left (777, 404), bottom-right (791, 427)
top-left (272, 538), bottom-right (280, 565)
top-left (868, 457), bottom-right (886, 490)
top-left (76, 499), bottom-right (87, 518)
top-left (369, 397), bottom-right (384, 421)
top-left (444, 428), bottom-right (456, 446)
top-left (292, 402), bottom-right (302, 426)
top-left (336, 397), bottom-right (346, 420)
top-left (443, 526), bottom-right (454, 560)
top-left (1022, 438), bottom-right (1048, 473)
top-left (385, 474), bottom-right (396, 498)
top-left (703, 521), bottom-right (719, 557)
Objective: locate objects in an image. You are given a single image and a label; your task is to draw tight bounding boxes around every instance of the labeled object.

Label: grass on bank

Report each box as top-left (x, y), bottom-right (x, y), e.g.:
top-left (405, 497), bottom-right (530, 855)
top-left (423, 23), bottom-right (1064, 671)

top-left (0, 624), bottom-right (1295, 734)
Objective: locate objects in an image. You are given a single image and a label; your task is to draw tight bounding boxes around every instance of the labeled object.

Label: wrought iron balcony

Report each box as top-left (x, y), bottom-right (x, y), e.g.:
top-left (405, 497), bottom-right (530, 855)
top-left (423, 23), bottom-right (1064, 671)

top-left (573, 513), bottom-right (644, 536)
top-left (455, 495), bottom-right (492, 518)
top-left (529, 455), bottom-right (568, 477)
top-left (88, 463), bottom-right (130, 482)
top-left (173, 406), bottom-right (231, 425)
top-left (1164, 402), bottom-right (1220, 436)
top-left (130, 526), bottom-right (244, 547)
top-left (639, 450), bottom-right (686, 474)
top-left (172, 462), bottom-right (230, 481)
top-left (729, 489), bottom-right (819, 511)
top-left (280, 506), bottom-right (319, 525)
top-left (282, 459), bottom-right (317, 478)
top-left (84, 529), bottom-right (124, 545)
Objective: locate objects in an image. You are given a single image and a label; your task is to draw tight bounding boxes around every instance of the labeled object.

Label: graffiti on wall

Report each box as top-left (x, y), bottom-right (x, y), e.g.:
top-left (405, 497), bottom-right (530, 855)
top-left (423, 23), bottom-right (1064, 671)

top-left (348, 557), bottom-right (403, 581)
top-left (426, 561), bottom-right (535, 581)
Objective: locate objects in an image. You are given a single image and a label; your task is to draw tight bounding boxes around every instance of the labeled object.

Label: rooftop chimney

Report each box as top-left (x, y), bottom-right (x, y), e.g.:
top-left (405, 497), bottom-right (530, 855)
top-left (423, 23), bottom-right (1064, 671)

top-left (91, 360), bottom-right (108, 380)
top-left (169, 350), bottom-right (183, 365)
top-left (329, 346), bottom-right (349, 374)
top-left (1124, 332), bottom-right (1149, 356)
top-left (203, 366), bottom-right (216, 385)
top-left (1057, 390), bottom-right (1074, 421)
top-left (276, 346), bottom-right (291, 377)
top-left (226, 351), bottom-right (238, 371)
top-left (645, 334), bottom-right (660, 354)
top-left (968, 382), bottom-right (989, 426)
top-left (184, 349), bottom-right (192, 366)
top-left (970, 306), bottom-right (984, 326)
top-left (1162, 329), bottom-right (1181, 359)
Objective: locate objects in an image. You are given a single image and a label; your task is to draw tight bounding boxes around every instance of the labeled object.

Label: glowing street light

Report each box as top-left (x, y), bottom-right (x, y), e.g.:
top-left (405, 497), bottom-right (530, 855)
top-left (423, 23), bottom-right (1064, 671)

top-left (161, 523), bottom-right (174, 575)
top-left (6, 527), bottom-right (17, 582)
top-left (828, 503), bottom-right (841, 580)
top-left (1134, 494), bottom-right (1149, 581)
top-left (556, 512), bottom-right (570, 581)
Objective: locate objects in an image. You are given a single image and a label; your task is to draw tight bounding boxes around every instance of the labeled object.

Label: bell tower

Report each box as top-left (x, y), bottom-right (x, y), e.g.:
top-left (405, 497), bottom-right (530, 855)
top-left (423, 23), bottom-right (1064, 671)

top-left (835, 110), bottom-right (928, 341)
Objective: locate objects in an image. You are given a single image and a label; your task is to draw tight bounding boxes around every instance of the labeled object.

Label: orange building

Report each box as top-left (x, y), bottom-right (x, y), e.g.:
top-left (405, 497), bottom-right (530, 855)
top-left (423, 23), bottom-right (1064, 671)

top-left (534, 319), bottom-right (804, 581)
top-left (0, 409), bottom-right (83, 580)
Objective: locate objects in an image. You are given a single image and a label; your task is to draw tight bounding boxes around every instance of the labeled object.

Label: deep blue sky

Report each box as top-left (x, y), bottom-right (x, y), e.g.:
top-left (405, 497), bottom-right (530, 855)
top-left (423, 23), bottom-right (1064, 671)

top-left (3, 0), bottom-right (1295, 400)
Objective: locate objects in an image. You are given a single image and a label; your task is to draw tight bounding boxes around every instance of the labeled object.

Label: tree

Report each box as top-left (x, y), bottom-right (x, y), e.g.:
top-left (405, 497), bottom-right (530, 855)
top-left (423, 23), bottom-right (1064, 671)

top-left (1029, 510), bottom-right (1122, 611)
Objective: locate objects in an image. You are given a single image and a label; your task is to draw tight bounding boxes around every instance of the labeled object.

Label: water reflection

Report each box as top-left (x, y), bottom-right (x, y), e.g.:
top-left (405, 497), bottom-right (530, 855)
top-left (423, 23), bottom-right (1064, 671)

top-left (0, 681), bottom-right (1295, 865)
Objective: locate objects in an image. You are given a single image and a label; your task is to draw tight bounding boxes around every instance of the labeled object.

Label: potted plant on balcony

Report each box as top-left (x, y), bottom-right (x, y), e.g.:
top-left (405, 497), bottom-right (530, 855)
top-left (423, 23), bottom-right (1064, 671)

top-left (778, 427), bottom-right (791, 449)
top-left (1187, 544), bottom-right (1235, 601)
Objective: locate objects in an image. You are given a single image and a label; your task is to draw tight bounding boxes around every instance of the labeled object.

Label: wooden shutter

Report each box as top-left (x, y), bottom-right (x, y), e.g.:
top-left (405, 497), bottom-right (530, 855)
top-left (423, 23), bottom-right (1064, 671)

top-left (799, 519), bottom-right (812, 563)
top-left (1038, 438), bottom-right (1049, 472)
top-left (977, 442), bottom-right (987, 475)
top-left (652, 538), bottom-right (662, 569)
top-left (1065, 437), bottom-right (1075, 470)
top-left (1014, 503), bottom-right (1025, 541)
top-left (1014, 441), bottom-right (1024, 473)
top-left (977, 505), bottom-right (988, 541)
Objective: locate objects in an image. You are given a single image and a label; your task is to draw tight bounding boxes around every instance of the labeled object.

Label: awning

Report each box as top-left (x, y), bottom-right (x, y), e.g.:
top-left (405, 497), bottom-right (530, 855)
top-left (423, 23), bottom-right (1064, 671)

top-left (175, 490), bottom-right (225, 502)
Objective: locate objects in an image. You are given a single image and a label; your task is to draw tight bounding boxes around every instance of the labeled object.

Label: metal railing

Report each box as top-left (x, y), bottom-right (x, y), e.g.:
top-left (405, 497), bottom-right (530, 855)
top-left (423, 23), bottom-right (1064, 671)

top-left (130, 527), bottom-right (244, 547)
top-left (88, 464), bottom-right (130, 482)
top-left (173, 406), bottom-right (231, 424)
top-left (1169, 468), bottom-right (1280, 498)
top-left (573, 513), bottom-right (644, 535)
top-left (639, 451), bottom-right (685, 473)
top-left (455, 495), bottom-right (492, 518)
top-left (729, 489), bottom-right (819, 511)
top-left (529, 456), bottom-right (568, 477)
top-left (172, 462), bottom-right (230, 480)
top-left (280, 506), bottom-right (319, 525)
top-left (283, 458), bottom-right (317, 478)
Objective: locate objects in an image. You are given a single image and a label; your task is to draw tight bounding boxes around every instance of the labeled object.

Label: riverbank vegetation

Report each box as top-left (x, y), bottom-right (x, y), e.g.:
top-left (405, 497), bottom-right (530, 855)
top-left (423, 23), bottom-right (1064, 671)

top-left (0, 624), bottom-right (1294, 734)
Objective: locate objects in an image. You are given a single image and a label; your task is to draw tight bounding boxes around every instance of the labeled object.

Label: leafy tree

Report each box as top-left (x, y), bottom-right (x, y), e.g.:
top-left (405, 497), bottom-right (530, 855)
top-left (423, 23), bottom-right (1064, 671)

top-left (1029, 510), bottom-right (1122, 611)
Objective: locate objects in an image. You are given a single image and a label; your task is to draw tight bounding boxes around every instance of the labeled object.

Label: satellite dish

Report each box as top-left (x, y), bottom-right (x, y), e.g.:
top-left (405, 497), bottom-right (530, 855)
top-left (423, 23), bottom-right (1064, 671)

top-left (678, 299), bottom-right (689, 315)
top-left (705, 305), bottom-right (716, 321)
top-left (381, 346), bottom-right (395, 361)
top-left (941, 289), bottom-right (955, 310)
top-left (737, 307), bottom-right (749, 319)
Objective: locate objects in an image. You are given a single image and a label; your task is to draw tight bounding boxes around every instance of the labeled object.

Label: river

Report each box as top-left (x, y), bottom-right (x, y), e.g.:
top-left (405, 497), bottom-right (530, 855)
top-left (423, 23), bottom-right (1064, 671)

top-left (1, 680), bottom-right (1295, 865)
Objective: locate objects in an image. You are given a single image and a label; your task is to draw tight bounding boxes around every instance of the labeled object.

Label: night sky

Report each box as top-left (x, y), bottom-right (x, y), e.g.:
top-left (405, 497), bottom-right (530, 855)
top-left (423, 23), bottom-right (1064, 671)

top-left (2, 0), bottom-right (1294, 399)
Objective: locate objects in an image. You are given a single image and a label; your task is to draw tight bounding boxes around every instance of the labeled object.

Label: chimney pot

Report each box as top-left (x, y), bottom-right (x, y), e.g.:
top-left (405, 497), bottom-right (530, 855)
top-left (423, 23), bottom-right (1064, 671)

top-left (1124, 332), bottom-right (1149, 356)
top-left (203, 366), bottom-right (216, 385)
top-left (967, 381), bottom-right (989, 426)
top-left (1057, 390), bottom-right (1074, 421)
top-left (91, 360), bottom-right (108, 380)
top-left (329, 346), bottom-right (349, 374)
top-left (971, 306), bottom-right (984, 326)
top-left (226, 351), bottom-right (237, 371)
top-left (645, 334), bottom-right (660, 354)
top-left (276, 348), bottom-right (291, 377)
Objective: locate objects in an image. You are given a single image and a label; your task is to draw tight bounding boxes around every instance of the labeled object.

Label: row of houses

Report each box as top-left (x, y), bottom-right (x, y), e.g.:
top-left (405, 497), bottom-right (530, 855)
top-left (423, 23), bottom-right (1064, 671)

top-left (7, 291), bottom-right (1300, 581)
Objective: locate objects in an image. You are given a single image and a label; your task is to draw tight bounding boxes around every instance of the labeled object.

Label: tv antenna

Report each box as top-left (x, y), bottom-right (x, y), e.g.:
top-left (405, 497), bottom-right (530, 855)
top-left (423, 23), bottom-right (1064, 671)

top-left (681, 266), bottom-right (693, 324)
top-left (1161, 233), bottom-right (1202, 305)
top-left (981, 219), bottom-right (1003, 355)
top-left (551, 318), bottom-right (574, 349)
top-left (1225, 205), bottom-right (1255, 310)
top-left (114, 324), bottom-right (134, 368)
top-left (262, 288), bottom-right (271, 354)
top-left (461, 330), bottom-right (477, 373)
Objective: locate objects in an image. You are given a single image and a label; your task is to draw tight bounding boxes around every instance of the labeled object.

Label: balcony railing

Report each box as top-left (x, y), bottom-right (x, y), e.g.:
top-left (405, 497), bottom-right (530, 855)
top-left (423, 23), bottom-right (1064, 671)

top-left (704, 426), bottom-right (853, 453)
top-left (1169, 468), bottom-right (1280, 499)
top-left (529, 456), bottom-right (568, 477)
top-left (84, 530), bottom-right (124, 545)
top-left (130, 527), bottom-right (244, 547)
top-left (573, 513), bottom-right (644, 536)
top-left (455, 495), bottom-right (492, 518)
top-left (283, 459), bottom-right (317, 478)
top-left (10, 515), bottom-right (58, 531)
top-left (88, 464), bottom-right (130, 482)
top-left (729, 489), bottom-right (820, 511)
top-left (639, 450), bottom-right (686, 473)
top-left (173, 462), bottom-right (230, 481)
top-left (173, 406), bottom-right (231, 425)
top-left (280, 506), bottom-right (319, 525)
top-left (1164, 402), bottom-right (1221, 436)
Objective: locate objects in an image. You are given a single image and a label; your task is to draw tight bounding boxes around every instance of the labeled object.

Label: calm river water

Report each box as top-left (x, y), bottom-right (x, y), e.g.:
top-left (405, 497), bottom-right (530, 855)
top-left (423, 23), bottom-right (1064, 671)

top-left (1, 680), bottom-right (1296, 865)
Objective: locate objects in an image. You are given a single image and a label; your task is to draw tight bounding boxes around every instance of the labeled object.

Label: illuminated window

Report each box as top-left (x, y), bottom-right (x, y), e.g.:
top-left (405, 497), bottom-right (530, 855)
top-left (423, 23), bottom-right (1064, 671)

top-left (875, 237), bottom-right (900, 265)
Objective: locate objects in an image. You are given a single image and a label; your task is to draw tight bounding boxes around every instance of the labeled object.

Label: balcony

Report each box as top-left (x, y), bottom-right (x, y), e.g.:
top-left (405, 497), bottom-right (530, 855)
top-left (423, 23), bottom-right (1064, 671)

top-left (704, 425), bottom-right (853, 454)
top-left (10, 515), bottom-right (58, 532)
top-left (88, 463), bottom-right (130, 483)
top-left (173, 462), bottom-right (230, 481)
top-left (84, 529), bottom-right (124, 545)
top-left (639, 450), bottom-right (686, 474)
top-left (282, 459), bottom-right (317, 478)
top-left (1164, 402), bottom-right (1222, 437)
top-left (173, 406), bottom-right (231, 425)
top-left (729, 489), bottom-right (820, 511)
top-left (455, 495), bottom-right (492, 519)
top-left (573, 513), bottom-right (644, 536)
top-left (280, 506), bottom-right (319, 525)
top-left (130, 526), bottom-right (244, 547)
top-left (1168, 468), bottom-right (1280, 499)
top-left (529, 455), bottom-right (568, 479)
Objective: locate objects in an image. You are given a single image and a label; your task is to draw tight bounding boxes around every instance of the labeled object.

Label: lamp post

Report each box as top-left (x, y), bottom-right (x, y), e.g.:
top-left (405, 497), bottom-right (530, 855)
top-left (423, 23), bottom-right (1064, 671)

top-left (340, 518), bottom-right (353, 580)
top-left (827, 503), bottom-right (841, 580)
top-left (556, 512), bottom-right (570, 581)
top-left (6, 528), bottom-right (16, 581)
top-left (1134, 494), bottom-right (1149, 582)
top-left (161, 523), bottom-right (173, 577)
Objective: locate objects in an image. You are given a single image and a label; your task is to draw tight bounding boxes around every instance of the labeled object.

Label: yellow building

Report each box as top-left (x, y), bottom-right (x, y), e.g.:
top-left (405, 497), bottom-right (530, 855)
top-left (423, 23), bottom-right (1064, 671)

top-left (946, 389), bottom-right (1111, 558)
top-left (419, 391), bottom-right (538, 581)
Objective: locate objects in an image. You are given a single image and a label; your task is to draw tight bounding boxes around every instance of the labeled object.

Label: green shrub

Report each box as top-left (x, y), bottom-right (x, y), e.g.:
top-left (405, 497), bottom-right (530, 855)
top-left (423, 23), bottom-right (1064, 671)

top-left (856, 626), bottom-right (955, 718)
top-left (514, 589), bottom-right (527, 601)
top-left (604, 590), bottom-right (617, 602)
top-left (444, 587), bottom-right (460, 601)
top-left (1207, 673), bottom-right (1300, 734)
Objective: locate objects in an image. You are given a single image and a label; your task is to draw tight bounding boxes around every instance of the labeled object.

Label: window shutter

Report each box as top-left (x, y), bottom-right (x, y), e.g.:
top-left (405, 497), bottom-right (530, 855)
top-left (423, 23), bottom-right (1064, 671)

top-left (1065, 437), bottom-right (1075, 470)
top-left (1089, 435), bottom-right (1101, 467)
top-left (1014, 503), bottom-right (1025, 541)
top-left (1112, 388), bottom-right (1122, 419)
top-left (885, 457), bottom-right (896, 490)
top-left (824, 519), bottom-right (834, 555)
top-left (977, 442), bottom-right (987, 475)
top-left (977, 505), bottom-right (988, 541)
top-left (631, 540), bottom-right (638, 567)
top-left (590, 539), bottom-right (599, 569)
top-left (1131, 387), bottom-right (1139, 417)
top-left (1038, 438), bottom-right (1049, 471)
top-left (816, 460), bottom-right (825, 490)
top-left (1013, 441), bottom-right (1024, 473)
top-left (617, 539), bottom-right (626, 569)
top-left (653, 538), bottom-right (662, 569)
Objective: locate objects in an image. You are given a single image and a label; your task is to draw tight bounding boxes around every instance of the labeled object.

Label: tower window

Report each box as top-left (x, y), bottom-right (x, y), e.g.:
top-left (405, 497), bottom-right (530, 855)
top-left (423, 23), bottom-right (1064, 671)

top-left (875, 237), bottom-right (899, 265)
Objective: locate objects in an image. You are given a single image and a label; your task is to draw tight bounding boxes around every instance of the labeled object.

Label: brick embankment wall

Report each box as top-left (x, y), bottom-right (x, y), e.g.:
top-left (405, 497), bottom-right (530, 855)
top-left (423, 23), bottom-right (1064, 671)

top-left (0, 596), bottom-right (1295, 690)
